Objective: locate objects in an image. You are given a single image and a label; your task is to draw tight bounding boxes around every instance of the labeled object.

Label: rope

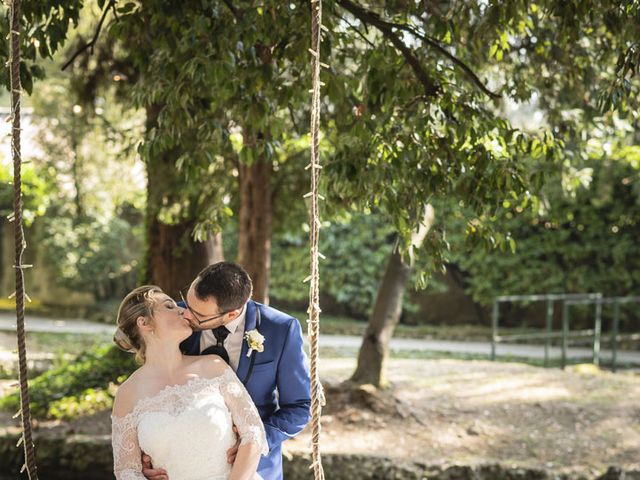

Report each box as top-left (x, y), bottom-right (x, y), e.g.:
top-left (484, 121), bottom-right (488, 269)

top-left (8, 1), bottom-right (324, 478)
top-left (9, 0), bottom-right (38, 477)
top-left (307, 0), bottom-right (325, 478)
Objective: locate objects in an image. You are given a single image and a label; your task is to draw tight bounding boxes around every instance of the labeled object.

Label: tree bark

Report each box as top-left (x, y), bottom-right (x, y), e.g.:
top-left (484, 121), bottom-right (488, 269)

top-left (144, 105), bottom-right (213, 298)
top-left (351, 204), bottom-right (435, 388)
top-left (350, 246), bottom-right (412, 387)
top-left (70, 136), bottom-right (84, 222)
top-left (206, 231), bottom-right (225, 264)
top-left (146, 219), bottom-right (213, 298)
top-left (237, 134), bottom-right (272, 304)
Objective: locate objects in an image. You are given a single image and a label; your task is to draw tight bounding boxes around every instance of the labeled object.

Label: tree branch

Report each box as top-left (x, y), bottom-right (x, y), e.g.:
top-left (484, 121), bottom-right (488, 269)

top-left (336, 13), bottom-right (376, 49)
top-left (221, 0), bottom-right (240, 19)
top-left (61, 0), bottom-right (116, 71)
top-left (389, 22), bottom-right (501, 99)
top-left (336, 0), bottom-right (500, 99)
top-left (336, 0), bottom-right (440, 98)
top-left (288, 103), bottom-right (304, 135)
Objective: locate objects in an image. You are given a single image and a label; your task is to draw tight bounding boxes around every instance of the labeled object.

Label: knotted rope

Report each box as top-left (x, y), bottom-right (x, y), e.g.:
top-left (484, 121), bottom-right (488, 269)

top-left (306, 0), bottom-right (326, 478)
top-left (9, 0), bottom-right (38, 478)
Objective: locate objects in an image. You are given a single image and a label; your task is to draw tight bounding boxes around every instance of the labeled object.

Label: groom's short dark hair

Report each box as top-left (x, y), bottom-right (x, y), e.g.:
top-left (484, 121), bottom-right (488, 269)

top-left (194, 262), bottom-right (253, 310)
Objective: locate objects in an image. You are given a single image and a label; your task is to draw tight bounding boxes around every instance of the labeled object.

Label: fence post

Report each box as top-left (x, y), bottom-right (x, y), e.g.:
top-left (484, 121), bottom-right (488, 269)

top-left (491, 299), bottom-right (499, 361)
top-left (561, 301), bottom-right (570, 369)
top-left (612, 301), bottom-right (620, 373)
top-left (545, 299), bottom-right (553, 368)
top-left (593, 298), bottom-right (602, 366)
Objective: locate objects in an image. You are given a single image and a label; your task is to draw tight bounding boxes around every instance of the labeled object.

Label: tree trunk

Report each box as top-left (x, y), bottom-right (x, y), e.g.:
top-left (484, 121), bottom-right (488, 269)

top-left (351, 205), bottom-right (436, 388)
top-left (237, 135), bottom-right (272, 304)
top-left (144, 105), bottom-right (213, 298)
top-left (70, 133), bottom-right (83, 222)
top-left (351, 247), bottom-right (411, 387)
top-left (206, 231), bottom-right (225, 264)
top-left (145, 219), bottom-right (213, 298)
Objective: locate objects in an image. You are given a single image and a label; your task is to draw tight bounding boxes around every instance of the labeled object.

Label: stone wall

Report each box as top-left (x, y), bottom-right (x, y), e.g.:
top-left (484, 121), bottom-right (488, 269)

top-left (0, 431), bottom-right (638, 480)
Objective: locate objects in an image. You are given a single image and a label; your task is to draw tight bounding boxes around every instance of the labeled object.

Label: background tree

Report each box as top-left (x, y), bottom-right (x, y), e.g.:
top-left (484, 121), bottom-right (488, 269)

top-left (46, 1), bottom-right (314, 300)
top-left (351, 205), bottom-right (435, 387)
top-left (448, 136), bottom-right (640, 309)
top-left (3, 1), bottom-right (640, 389)
top-left (316, 0), bottom-right (639, 387)
top-left (28, 60), bottom-right (145, 300)
top-left (319, 1), bottom-right (555, 387)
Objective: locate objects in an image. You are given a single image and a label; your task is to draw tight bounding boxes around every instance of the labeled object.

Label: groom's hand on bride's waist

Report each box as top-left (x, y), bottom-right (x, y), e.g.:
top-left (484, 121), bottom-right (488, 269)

top-left (226, 425), bottom-right (240, 465)
top-left (141, 452), bottom-right (169, 480)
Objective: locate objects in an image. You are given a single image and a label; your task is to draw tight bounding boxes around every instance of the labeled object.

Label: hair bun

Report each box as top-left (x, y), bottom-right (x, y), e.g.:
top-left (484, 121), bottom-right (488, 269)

top-left (113, 328), bottom-right (136, 353)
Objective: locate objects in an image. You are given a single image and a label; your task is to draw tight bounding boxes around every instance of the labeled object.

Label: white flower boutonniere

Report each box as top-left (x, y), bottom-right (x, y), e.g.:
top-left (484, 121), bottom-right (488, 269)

top-left (244, 329), bottom-right (265, 357)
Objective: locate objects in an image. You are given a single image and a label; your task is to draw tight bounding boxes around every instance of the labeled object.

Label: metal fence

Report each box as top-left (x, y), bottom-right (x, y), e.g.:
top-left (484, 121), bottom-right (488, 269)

top-left (490, 293), bottom-right (640, 370)
top-left (563, 296), bottom-right (640, 371)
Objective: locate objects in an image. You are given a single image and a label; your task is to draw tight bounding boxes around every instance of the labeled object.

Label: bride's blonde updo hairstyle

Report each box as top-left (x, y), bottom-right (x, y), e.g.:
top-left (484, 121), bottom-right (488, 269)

top-left (114, 285), bottom-right (164, 364)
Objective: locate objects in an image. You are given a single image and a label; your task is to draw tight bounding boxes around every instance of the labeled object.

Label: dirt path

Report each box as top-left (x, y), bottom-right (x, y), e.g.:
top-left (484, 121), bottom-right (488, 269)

top-left (285, 358), bottom-right (640, 476)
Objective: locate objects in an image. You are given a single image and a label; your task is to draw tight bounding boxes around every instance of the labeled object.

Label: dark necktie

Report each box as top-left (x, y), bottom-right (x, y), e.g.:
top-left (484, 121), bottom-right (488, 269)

top-left (201, 326), bottom-right (231, 364)
top-left (213, 326), bottom-right (230, 346)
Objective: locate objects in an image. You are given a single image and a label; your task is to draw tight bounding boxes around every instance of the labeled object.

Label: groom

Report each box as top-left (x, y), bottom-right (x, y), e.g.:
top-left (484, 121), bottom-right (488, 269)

top-left (142, 261), bottom-right (311, 480)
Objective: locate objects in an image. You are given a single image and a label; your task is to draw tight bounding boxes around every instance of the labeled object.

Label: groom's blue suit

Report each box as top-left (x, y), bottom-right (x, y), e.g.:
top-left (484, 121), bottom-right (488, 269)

top-left (180, 300), bottom-right (311, 480)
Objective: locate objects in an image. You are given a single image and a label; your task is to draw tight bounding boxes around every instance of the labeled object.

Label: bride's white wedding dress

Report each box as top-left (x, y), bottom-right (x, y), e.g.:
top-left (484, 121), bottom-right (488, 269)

top-left (111, 368), bottom-right (268, 480)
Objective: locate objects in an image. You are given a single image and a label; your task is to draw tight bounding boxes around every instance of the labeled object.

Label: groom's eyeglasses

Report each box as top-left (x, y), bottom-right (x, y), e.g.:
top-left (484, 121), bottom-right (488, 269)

top-left (179, 291), bottom-right (231, 325)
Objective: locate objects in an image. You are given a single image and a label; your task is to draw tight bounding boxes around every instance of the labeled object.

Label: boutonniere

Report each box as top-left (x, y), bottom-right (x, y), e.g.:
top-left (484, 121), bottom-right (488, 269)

top-left (244, 329), bottom-right (265, 357)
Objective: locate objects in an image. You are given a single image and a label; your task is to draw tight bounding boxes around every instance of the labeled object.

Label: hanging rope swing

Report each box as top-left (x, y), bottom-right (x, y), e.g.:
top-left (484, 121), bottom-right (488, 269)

top-left (306, 0), bottom-right (326, 479)
top-left (9, 0), bottom-right (39, 477)
top-left (7, 0), bottom-right (326, 478)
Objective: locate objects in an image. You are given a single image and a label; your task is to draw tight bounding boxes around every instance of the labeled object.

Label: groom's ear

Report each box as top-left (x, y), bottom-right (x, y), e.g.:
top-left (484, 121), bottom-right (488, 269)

top-left (227, 308), bottom-right (242, 322)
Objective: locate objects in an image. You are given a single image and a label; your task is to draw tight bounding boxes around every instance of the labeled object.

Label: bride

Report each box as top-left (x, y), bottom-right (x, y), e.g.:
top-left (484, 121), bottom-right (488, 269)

top-left (111, 285), bottom-right (268, 480)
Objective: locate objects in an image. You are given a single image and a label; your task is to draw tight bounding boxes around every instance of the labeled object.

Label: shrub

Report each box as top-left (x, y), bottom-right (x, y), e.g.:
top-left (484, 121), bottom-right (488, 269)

top-left (0, 344), bottom-right (136, 419)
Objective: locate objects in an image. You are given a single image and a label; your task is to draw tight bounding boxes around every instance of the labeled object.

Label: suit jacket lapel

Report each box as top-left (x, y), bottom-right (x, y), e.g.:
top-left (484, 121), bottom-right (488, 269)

top-left (236, 300), bottom-right (257, 380)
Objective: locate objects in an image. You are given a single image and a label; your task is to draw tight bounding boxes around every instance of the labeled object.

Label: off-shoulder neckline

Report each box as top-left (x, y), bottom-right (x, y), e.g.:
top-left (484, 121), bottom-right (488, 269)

top-left (111, 368), bottom-right (233, 423)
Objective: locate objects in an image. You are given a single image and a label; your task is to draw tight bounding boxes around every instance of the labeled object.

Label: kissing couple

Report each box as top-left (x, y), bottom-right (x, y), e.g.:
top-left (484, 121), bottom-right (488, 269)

top-left (111, 261), bottom-right (312, 480)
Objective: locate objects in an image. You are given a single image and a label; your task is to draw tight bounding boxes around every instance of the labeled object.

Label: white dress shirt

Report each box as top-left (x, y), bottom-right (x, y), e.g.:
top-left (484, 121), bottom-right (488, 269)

top-left (199, 303), bottom-right (247, 372)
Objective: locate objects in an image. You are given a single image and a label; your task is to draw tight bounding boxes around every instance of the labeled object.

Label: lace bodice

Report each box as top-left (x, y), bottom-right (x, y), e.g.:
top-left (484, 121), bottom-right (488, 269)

top-left (111, 368), bottom-right (268, 480)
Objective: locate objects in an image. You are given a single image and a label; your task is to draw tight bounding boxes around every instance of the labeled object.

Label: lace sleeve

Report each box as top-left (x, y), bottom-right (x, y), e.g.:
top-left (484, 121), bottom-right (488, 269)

top-left (221, 368), bottom-right (269, 455)
top-left (111, 414), bottom-right (146, 480)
